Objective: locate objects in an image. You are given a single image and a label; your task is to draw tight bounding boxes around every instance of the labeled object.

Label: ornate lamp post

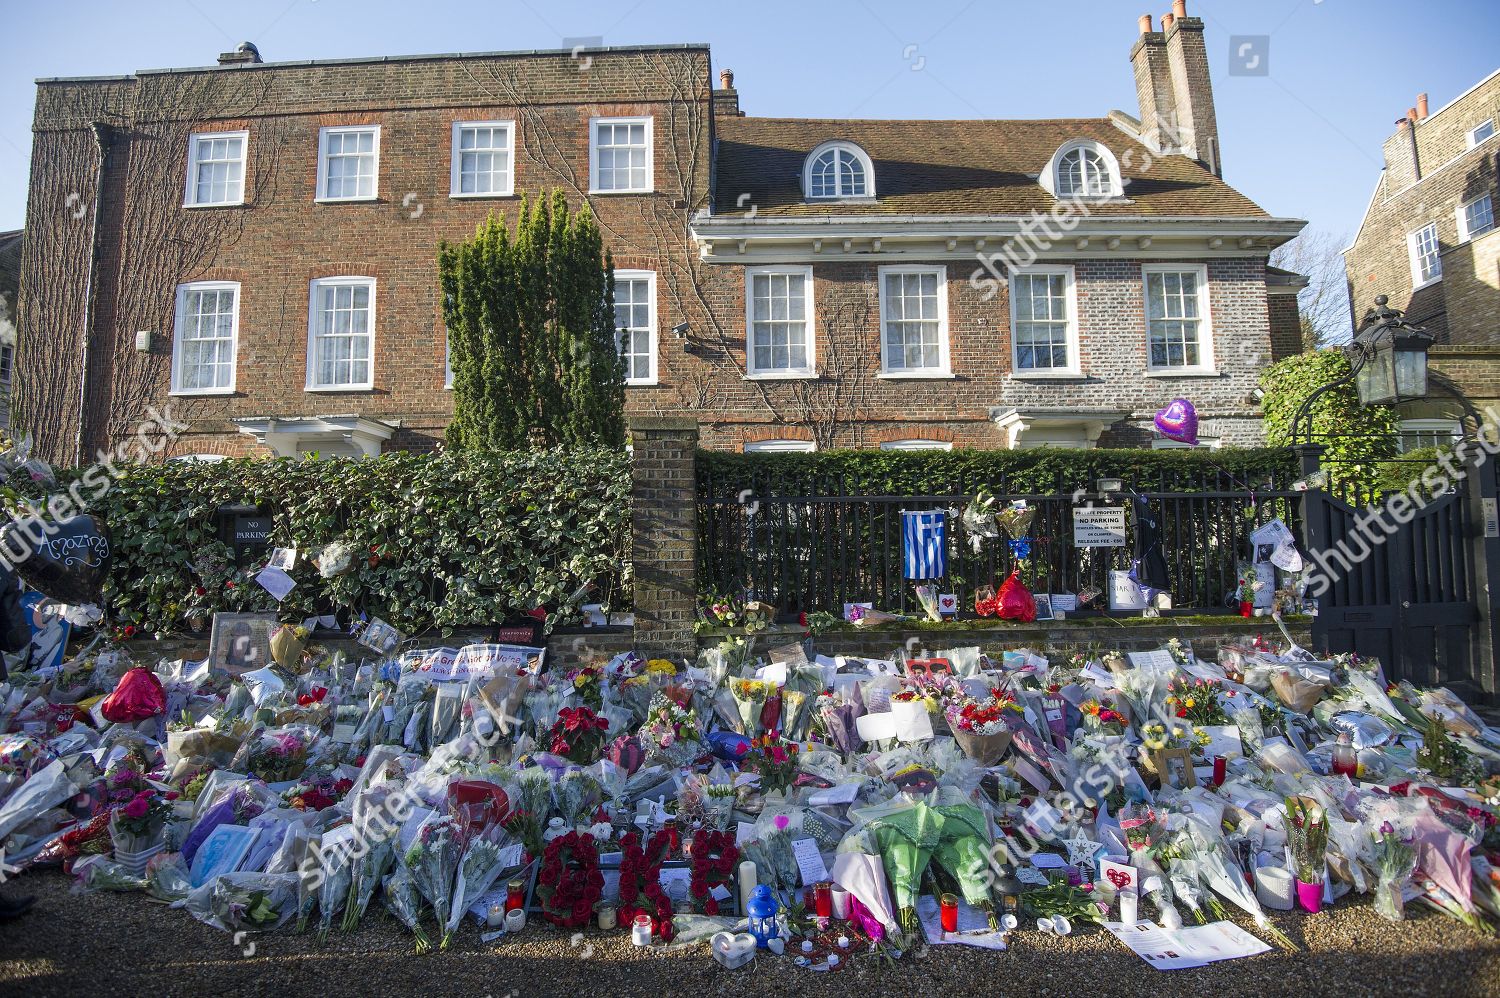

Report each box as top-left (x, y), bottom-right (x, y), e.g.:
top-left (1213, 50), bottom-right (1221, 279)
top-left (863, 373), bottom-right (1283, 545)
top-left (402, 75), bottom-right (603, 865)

top-left (1291, 295), bottom-right (1434, 475)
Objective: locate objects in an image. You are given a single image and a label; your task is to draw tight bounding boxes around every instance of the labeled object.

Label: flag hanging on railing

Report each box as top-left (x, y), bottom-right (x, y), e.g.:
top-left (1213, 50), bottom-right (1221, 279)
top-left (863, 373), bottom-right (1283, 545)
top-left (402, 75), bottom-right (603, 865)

top-left (902, 509), bottom-right (947, 580)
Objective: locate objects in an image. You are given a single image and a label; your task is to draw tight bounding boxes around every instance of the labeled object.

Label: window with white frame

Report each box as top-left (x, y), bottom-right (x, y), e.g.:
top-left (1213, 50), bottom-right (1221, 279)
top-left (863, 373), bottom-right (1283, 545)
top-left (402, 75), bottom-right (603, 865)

top-left (1397, 418), bottom-right (1461, 453)
top-left (746, 267), bottom-right (815, 377)
top-left (1470, 119), bottom-right (1496, 149)
top-left (879, 266), bottom-right (948, 375)
top-left (307, 277), bottom-right (375, 390)
top-left (1459, 194), bottom-right (1495, 242)
top-left (1143, 265), bottom-right (1212, 371)
top-left (1408, 222), bottom-right (1442, 285)
top-left (185, 131), bottom-right (247, 207)
top-left (804, 141), bottom-right (874, 199)
top-left (317, 126), bottom-right (380, 201)
top-left (1010, 266), bottom-right (1079, 374)
top-left (744, 439), bottom-right (815, 453)
top-left (590, 117), bottom-right (652, 193)
top-left (450, 121), bottom-right (514, 197)
top-left (171, 281), bottom-right (239, 394)
top-left (879, 439), bottom-right (953, 451)
top-left (614, 270), bottom-right (657, 384)
top-left (1151, 433), bottom-right (1220, 450)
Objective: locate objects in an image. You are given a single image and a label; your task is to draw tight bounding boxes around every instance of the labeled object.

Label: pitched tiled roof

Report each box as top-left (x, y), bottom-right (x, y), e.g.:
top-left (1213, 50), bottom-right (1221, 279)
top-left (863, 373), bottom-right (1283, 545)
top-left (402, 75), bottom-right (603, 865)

top-left (714, 117), bottom-right (1268, 218)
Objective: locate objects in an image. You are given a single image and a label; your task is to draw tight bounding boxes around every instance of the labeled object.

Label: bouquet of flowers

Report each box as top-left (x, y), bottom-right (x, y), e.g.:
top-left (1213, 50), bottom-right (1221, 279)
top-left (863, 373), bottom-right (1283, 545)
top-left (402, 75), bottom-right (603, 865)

top-left (687, 828), bottom-right (739, 915)
top-left (617, 828), bottom-right (674, 938)
top-left (730, 678), bottom-right (772, 738)
top-left (234, 726), bottom-right (316, 783)
top-left (914, 583), bottom-right (942, 623)
top-left (1078, 698), bottom-right (1127, 735)
top-left (742, 730), bottom-right (800, 795)
top-left (944, 689), bottom-right (1020, 767)
top-left (280, 773), bottom-right (354, 813)
top-left (1140, 720), bottom-right (1207, 753)
top-left (564, 664), bottom-right (605, 711)
top-left (1284, 794), bottom-right (1329, 887)
top-left (779, 688), bottom-right (811, 741)
top-left (447, 830), bottom-right (509, 948)
top-left (405, 817), bottom-right (461, 944)
top-left (818, 684), bottom-right (865, 755)
top-left (741, 819), bottom-right (799, 895)
top-left (932, 795), bottom-right (995, 922)
top-left (1165, 677), bottom-right (1230, 726)
top-left (535, 831), bottom-right (603, 929)
top-left (1371, 821), bottom-right (1418, 922)
top-left (557, 769), bottom-right (604, 829)
top-left (316, 835), bottom-right (355, 941)
top-left (381, 863), bottom-right (432, 953)
top-left (546, 707), bottom-right (610, 765)
top-left (640, 691), bottom-right (703, 767)
top-left (869, 801), bottom-right (945, 933)
top-left (109, 787), bottom-right (175, 853)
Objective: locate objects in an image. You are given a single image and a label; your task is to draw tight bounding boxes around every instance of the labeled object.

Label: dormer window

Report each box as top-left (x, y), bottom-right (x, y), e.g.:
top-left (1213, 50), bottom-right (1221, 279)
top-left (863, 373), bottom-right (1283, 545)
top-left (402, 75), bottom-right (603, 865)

top-left (804, 141), bottom-right (874, 199)
top-left (1041, 140), bottom-right (1123, 200)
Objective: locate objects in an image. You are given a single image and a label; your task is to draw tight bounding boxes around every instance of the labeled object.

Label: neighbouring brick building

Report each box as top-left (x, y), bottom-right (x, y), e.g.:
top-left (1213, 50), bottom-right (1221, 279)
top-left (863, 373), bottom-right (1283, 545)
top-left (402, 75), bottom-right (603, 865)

top-left (16, 1), bottom-right (1303, 464)
top-left (1344, 68), bottom-right (1500, 449)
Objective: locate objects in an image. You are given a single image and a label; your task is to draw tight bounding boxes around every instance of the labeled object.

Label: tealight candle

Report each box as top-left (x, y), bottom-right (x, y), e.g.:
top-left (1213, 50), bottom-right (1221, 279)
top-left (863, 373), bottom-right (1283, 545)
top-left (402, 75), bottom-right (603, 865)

top-left (837, 935), bottom-right (850, 949)
top-left (598, 905), bottom-right (617, 931)
top-left (828, 954), bottom-right (840, 968)
top-left (801, 939), bottom-right (814, 953)
top-left (486, 902), bottom-right (505, 928)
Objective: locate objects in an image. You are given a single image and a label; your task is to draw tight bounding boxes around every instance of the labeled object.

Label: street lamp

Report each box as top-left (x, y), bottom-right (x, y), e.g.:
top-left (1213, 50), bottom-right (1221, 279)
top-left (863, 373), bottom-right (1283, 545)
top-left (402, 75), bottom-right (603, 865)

top-left (1350, 295), bottom-right (1434, 407)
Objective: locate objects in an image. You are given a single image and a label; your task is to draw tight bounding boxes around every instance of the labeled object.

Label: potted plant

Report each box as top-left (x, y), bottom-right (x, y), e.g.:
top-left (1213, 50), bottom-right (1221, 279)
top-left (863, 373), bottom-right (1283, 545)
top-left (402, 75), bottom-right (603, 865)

top-left (110, 787), bottom-right (175, 875)
top-left (1236, 567), bottom-right (1257, 618)
top-left (1284, 794), bottom-right (1328, 913)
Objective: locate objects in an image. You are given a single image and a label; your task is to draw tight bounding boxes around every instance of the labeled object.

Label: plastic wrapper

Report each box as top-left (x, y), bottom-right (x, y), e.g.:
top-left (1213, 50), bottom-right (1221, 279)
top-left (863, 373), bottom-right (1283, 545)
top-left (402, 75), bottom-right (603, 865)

top-left (382, 862), bottom-right (432, 953)
top-left (1328, 711), bottom-right (1396, 751)
top-left (99, 667), bottom-right (167, 723)
top-left (70, 854), bottom-right (147, 893)
top-left (446, 828), bottom-right (511, 947)
top-left (182, 870), bottom-right (298, 932)
top-left (997, 570), bottom-right (1036, 623)
top-left (0, 757), bottom-right (83, 844)
top-left (315, 835), bottom-right (355, 940)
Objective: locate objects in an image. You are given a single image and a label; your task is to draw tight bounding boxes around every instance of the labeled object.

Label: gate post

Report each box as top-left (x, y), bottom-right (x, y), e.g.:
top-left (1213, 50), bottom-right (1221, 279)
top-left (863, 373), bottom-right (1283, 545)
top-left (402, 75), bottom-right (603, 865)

top-left (627, 417), bottom-right (699, 659)
top-left (1465, 460), bottom-right (1500, 701)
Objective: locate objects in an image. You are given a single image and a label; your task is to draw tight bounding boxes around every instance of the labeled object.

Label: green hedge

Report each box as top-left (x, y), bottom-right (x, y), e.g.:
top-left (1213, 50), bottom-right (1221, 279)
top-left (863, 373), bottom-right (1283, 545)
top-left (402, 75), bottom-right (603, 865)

top-left (698, 447), bottom-right (1299, 497)
top-left (44, 450), bottom-right (631, 637)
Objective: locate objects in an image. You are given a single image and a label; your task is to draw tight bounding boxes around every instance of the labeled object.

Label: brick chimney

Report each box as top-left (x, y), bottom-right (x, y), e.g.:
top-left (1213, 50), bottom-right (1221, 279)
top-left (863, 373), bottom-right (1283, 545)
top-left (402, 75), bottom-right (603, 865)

top-left (713, 68), bottom-right (742, 118)
top-left (1383, 111), bottom-right (1423, 189)
top-left (218, 41), bottom-right (262, 66)
top-left (1129, 14), bottom-right (1177, 155)
top-left (1416, 92), bottom-right (1429, 120)
top-left (1163, 1), bottom-right (1221, 175)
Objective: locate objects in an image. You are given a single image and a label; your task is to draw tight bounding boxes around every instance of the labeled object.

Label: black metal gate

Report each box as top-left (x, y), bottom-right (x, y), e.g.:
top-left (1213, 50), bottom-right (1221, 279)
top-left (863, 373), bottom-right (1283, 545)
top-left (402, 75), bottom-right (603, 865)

top-left (1302, 474), bottom-right (1491, 700)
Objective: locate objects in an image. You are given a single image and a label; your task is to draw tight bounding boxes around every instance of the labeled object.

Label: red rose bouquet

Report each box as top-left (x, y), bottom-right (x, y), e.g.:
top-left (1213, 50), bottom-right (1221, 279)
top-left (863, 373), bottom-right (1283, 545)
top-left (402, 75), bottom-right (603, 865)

top-left (535, 831), bottom-right (603, 929)
top-left (687, 829), bottom-right (739, 916)
top-left (616, 829), bottom-right (674, 940)
top-left (547, 706), bottom-right (610, 764)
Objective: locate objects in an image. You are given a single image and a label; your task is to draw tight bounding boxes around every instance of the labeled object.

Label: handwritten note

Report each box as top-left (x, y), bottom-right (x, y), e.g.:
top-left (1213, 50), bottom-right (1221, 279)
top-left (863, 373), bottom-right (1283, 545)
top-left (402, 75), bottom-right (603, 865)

top-left (791, 837), bottom-right (829, 886)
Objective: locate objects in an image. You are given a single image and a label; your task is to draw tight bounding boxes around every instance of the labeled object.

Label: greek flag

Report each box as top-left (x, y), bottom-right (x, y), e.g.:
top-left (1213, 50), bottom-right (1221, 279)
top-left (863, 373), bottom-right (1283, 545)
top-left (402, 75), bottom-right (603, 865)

top-left (902, 509), bottom-right (947, 580)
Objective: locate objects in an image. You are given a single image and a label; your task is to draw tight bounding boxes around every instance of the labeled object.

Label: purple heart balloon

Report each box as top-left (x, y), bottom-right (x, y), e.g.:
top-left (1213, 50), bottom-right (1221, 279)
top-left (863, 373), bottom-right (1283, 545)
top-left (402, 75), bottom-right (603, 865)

top-left (1154, 398), bottom-right (1199, 445)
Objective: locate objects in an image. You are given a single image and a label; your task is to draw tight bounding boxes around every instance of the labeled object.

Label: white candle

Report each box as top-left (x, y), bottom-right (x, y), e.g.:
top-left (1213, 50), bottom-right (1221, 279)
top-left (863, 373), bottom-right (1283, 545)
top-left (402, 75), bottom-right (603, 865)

top-left (738, 860), bottom-right (758, 912)
top-left (831, 888), bottom-right (850, 919)
top-left (1119, 888), bottom-right (1138, 924)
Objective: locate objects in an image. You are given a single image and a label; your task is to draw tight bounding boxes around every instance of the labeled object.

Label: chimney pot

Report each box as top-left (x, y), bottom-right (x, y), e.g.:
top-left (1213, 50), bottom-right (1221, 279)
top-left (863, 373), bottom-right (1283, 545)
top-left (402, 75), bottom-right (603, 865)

top-left (1173, 0), bottom-right (1187, 18)
top-left (1138, 14), bottom-right (1153, 34)
top-left (1407, 107), bottom-right (1418, 123)
top-left (1416, 92), bottom-right (1429, 119)
top-left (719, 68), bottom-right (734, 89)
top-left (1162, 12), bottom-right (1175, 28)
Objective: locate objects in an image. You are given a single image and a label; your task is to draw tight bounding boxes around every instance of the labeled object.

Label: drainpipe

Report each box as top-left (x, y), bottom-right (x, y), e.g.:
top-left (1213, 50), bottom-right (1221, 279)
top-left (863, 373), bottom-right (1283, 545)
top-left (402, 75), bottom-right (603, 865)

top-left (74, 121), bottom-right (112, 467)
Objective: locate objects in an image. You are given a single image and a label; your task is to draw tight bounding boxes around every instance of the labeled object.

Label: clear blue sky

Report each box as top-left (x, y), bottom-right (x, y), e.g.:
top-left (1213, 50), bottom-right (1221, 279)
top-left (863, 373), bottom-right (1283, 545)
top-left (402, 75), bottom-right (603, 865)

top-left (0, 0), bottom-right (1496, 243)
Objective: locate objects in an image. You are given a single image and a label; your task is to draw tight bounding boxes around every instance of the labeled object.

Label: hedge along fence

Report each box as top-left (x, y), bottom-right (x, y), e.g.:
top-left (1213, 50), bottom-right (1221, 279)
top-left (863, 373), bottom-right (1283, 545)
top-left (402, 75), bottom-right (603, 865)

top-left (46, 449), bottom-right (631, 638)
top-left (698, 447), bottom-right (1301, 498)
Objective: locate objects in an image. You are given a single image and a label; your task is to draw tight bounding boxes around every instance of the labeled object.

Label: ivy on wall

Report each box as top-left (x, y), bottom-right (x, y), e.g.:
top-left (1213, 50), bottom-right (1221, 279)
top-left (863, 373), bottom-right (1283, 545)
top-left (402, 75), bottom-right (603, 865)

top-left (32, 450), bottom-right (631, 637)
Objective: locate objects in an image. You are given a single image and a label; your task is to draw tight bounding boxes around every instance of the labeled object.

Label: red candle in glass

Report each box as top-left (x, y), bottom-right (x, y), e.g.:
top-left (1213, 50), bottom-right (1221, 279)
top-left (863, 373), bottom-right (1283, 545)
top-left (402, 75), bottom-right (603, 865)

top-left (505, 878), bottom-right (526, 912)
top-left (1212, 756), bottom-right (1227, 786)
top-left (814, 881), bottom-right (833, 918)
top-left (939, 893), bottom-right (959, 933)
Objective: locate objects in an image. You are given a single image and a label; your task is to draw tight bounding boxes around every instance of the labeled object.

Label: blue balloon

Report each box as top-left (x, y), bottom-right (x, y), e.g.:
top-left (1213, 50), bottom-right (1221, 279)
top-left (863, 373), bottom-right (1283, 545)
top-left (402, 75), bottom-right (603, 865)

top-left (707, 729), bottom-right (750, 761)
top-left (1008, 538), bottom-right (1032, 560)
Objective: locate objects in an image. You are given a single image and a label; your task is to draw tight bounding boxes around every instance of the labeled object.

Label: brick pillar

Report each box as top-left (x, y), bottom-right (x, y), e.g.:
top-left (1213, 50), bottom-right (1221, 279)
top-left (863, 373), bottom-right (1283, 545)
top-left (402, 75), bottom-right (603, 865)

top-left (628, 417), bottom-right (699, 657)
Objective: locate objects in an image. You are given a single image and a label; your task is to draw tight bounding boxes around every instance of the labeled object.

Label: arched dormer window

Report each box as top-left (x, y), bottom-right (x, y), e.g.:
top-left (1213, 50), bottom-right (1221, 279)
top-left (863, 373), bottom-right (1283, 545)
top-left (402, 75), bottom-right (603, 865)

top-left (1040, 140), bottom-right (1123, 200)
top-left (803, 141), bottom-right (875, 200)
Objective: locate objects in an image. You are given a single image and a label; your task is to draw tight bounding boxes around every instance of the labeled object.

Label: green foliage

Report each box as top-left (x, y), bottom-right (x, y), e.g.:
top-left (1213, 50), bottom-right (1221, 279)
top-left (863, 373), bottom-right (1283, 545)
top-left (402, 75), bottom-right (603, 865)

top-left (698, 447), bottom-right (1297, 497)
top-left (440, 190), bottom-right (624, 450)
top-left (39, 450), bottom-right (630, 637)
top-left (1260, 349), bottom-right (1399, 496)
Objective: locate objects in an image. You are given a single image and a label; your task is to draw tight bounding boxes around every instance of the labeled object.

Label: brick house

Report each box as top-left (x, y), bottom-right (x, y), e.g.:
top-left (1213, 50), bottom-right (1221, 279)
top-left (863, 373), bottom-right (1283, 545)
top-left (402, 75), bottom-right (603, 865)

top-left (1343, 68), bottom-right (1500, 449)
top-left (15, 2), bottom-right (1303, 464)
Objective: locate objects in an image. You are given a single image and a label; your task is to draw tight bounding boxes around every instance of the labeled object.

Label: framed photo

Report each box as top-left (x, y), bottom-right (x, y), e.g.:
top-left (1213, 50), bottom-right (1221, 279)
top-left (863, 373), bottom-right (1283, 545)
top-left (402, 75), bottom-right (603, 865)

top-left (207, 611), bottom-right (278, 676)
top-left (1152, 747), bottom-right (1196, 789)
top-left (1033, 594), bottom-right (1054, 621)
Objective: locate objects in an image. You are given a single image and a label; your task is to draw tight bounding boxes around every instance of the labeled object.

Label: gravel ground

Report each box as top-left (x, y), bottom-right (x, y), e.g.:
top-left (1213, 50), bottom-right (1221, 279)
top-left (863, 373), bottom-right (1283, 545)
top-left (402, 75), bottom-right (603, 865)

top-left (2, 868), bottom-right (1498, 998)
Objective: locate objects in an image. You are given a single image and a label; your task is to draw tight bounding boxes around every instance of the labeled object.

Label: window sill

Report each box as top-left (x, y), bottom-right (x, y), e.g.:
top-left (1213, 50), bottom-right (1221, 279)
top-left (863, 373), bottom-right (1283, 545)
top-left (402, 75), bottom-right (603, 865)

top-left (876, 371), bottom-right (954, 380)
top-left (625, 379), bottom-right (661, 387)
top-left (743, 372), bottom-right (817, 381)
top-left (1008, 370), bottom-right (1086, 381)
top-left (450, 191), bottom-right (517, 200)
top-left (305, 386), bottom-right (377, 393)
top-left (183, 201), bottom-right (246, 210)
top-left (170, 388), bottom-right (236, 397)
top-left (1143, 368), bottom-right (1221, 378)
top-left (805, 195), bottom-right (878, 205)
top-left (314, 196), bottom-right (380, 205)
top-left (588, 188), bottom-right (655, 196)
top-left (1411, 276), bottom-right (1443, 292)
